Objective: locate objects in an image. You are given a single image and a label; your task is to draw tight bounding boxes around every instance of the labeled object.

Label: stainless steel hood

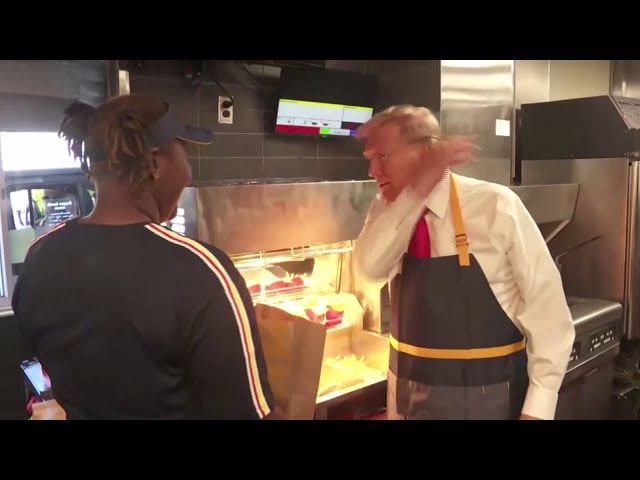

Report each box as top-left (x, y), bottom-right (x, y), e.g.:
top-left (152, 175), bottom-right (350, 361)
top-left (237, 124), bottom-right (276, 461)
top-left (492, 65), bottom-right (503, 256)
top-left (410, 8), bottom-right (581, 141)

top-left (509, 182), bottom-right (580, 242)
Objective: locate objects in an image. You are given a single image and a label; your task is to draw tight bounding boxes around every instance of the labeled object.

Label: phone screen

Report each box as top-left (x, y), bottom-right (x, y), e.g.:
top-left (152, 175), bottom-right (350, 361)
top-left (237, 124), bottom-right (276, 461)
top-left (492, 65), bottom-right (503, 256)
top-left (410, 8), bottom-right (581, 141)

top-left (21, 360), bottom-right (52, 399)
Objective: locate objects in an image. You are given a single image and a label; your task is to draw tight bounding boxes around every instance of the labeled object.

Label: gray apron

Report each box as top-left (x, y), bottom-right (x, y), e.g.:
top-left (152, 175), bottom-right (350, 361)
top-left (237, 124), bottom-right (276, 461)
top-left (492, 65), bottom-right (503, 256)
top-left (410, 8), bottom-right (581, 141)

top-left (388, 174), bottom-right (528, 420)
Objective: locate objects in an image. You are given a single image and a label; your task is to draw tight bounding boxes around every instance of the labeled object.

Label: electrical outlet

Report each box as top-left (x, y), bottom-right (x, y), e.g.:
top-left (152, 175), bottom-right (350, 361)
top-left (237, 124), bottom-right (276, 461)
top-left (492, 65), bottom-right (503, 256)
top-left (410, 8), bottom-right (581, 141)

top-left (218, 96), bottom-right (233, 124)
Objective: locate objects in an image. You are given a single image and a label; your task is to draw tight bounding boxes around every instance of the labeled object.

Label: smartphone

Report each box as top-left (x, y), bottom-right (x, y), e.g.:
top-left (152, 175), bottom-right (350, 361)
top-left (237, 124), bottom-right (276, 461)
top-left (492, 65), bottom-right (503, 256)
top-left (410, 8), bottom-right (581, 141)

top-left (20, 359), bottom-right (53, 401)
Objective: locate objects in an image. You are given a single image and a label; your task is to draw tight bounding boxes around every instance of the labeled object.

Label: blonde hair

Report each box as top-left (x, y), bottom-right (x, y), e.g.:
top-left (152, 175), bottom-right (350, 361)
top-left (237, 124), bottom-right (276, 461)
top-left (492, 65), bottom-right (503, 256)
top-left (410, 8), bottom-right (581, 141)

top-left (355, 105), bottom-right (441, 144)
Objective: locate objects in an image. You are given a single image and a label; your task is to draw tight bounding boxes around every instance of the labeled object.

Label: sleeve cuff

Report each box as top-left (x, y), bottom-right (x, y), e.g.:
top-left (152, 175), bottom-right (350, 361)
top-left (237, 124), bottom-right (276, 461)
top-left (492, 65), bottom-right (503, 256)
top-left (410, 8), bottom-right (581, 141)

top-left (520, 383), bottom-right (559, 420)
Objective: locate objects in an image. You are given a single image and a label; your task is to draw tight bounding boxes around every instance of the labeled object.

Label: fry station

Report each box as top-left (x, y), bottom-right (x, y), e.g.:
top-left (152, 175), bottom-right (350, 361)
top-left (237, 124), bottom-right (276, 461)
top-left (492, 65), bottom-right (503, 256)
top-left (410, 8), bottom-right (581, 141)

top-left (170, 180), bottom-right (392, 419)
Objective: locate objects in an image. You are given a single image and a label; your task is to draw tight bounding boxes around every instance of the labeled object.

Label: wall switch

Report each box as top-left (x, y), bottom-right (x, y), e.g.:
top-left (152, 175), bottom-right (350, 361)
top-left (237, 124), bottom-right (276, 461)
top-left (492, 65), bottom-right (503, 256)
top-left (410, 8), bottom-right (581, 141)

top-left (218, 96), bottom-right (233, 124)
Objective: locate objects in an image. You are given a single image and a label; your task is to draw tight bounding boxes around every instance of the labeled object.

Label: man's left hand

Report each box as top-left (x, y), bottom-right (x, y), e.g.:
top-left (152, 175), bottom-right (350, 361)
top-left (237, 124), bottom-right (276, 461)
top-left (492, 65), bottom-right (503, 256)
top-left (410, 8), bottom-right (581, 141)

top-left (519, 414), bottom-right (542, 420)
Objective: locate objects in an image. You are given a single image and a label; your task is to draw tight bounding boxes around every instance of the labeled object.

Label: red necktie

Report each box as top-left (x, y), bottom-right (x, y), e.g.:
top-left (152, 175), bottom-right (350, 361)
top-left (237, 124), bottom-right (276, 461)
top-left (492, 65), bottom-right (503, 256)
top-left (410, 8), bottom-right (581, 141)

top-left (408, 211), bottom-right (431, 258)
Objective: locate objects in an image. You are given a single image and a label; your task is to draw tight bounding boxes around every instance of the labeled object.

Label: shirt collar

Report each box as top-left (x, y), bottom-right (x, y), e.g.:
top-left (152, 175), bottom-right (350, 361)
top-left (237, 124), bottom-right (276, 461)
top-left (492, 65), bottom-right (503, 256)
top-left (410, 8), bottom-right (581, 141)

top-left (424, 170), bottom-right (451, 219)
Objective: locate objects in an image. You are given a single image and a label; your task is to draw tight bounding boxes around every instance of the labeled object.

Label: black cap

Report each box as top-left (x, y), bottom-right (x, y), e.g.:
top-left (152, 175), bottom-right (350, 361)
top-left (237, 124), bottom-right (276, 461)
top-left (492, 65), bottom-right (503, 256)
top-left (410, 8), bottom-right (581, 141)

top-left (145, 103), bottom-right (213, 148)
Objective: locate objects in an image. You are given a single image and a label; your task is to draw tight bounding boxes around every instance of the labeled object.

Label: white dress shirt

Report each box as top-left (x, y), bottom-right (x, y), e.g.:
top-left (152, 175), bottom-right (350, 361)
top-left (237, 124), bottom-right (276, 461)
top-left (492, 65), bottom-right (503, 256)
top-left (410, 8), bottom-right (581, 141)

top-left (354, 171), bottom-right (575, 420)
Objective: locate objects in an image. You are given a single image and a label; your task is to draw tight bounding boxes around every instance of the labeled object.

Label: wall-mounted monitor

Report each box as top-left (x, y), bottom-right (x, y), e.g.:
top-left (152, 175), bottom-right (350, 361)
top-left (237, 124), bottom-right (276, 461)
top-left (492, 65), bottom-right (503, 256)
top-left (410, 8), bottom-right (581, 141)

top-left (275, 67), bottom-right (378, 138)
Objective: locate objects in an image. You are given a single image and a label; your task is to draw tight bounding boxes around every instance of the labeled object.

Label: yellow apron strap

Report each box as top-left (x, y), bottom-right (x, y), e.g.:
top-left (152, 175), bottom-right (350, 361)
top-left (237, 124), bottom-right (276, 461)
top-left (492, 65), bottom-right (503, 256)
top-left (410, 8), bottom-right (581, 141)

top-left (449, 174), bottom-right (470, 267)
top-left (389, 334), bottom-right (526, 360)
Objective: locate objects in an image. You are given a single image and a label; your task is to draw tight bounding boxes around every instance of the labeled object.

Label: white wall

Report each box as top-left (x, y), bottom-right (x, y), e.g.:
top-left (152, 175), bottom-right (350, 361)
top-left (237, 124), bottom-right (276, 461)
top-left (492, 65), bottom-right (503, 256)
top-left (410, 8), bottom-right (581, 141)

top-left (549, 60), bottom-right (611, 101)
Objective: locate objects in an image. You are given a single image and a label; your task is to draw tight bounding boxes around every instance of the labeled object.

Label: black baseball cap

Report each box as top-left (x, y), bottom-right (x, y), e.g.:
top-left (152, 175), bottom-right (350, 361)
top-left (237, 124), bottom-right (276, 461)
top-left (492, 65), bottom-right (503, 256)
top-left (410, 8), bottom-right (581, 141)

top-left (145, 102), bottom-right (212, 148)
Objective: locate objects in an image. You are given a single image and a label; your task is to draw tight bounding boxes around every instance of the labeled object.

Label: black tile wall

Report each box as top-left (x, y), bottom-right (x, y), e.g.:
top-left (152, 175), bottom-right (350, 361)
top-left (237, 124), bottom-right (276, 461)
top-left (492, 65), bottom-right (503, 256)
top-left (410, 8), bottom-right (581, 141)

top-left (124, 60), bottom-right (441, 185)
top-left (368, 60), bottom-right (441, 114)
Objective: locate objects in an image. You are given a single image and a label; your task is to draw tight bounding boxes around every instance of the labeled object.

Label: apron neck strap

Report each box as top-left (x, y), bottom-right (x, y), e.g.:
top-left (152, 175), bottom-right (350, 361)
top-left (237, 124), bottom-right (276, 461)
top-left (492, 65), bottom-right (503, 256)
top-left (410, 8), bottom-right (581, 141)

top-left (449, 174), bottom-right (470, 267)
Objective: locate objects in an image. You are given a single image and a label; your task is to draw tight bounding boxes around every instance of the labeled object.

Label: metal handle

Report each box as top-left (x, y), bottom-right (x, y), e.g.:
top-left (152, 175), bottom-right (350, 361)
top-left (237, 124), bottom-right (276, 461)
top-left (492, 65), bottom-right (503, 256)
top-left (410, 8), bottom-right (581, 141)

top-left (584, 367), bottom-right (599, 378)
top-left (554, 235), bottom-right (603, 269)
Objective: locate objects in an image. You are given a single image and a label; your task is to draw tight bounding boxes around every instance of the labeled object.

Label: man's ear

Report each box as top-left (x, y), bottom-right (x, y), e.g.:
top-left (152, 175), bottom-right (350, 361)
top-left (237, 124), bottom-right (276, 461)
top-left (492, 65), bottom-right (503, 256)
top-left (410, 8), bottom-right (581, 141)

top-left (149, 147), bottom-right (160, 174)
top-left (419, 143), bottom-right (432, 163)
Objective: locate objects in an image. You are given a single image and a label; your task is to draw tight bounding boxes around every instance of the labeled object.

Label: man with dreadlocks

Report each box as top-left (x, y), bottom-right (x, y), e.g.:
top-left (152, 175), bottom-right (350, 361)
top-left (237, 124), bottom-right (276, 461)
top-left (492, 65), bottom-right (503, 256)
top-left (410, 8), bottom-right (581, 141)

top-left (12, 94), bottom-right (277, 420)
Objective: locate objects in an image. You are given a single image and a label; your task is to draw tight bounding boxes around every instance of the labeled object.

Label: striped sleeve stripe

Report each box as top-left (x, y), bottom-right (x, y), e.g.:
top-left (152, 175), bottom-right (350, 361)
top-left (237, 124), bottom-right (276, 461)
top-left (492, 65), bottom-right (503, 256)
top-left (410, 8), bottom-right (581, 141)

top-left (29, 221), bottom-right (68, 248)
top-left (144, 224), bottom-right (271, 418)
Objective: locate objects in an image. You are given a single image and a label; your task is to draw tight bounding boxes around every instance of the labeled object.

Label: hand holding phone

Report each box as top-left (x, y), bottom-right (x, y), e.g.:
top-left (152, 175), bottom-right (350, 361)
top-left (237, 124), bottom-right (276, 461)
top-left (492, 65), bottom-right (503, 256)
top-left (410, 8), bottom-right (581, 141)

top-left (20, 359), bottom-right (54, 401)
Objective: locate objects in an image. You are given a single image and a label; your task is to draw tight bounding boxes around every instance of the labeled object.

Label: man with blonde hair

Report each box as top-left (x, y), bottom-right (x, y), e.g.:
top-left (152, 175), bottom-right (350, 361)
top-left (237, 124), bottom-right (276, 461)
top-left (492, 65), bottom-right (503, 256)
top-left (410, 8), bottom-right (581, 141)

top-left (354, 105), bottom-right (574, 420)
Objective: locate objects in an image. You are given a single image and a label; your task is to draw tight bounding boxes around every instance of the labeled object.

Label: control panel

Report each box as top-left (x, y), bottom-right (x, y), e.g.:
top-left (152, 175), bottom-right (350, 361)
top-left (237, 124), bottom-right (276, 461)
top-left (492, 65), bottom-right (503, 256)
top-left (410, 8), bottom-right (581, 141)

top-left (569, 342), bottom-right (580, 363)
top-left (565, 299), bottom-right (623, 377)
top-left (589, 326), bottom-right (616, 353)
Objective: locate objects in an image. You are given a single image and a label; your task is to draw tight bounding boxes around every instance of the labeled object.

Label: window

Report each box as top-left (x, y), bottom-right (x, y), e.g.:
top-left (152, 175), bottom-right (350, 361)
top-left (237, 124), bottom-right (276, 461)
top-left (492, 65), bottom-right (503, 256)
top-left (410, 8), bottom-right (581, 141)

top-left (7, 184), bottom-right (95, 276)
top-left (1, 131), bottom-right (80, 172)
top-left (0, 131), bottom-right (95, 307)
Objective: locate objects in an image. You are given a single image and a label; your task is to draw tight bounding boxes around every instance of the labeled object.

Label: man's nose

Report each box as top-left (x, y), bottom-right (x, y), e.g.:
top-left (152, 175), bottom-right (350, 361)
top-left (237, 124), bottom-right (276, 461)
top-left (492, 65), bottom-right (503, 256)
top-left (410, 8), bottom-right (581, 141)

top-left (368, 156), bottom-right (382, 178)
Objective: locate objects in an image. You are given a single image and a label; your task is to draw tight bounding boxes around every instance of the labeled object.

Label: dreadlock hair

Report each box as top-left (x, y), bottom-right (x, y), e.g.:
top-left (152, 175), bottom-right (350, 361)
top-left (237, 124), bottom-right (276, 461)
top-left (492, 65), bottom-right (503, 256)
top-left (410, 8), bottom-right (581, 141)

top-left (58, 94), bottom-right (169, 189)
